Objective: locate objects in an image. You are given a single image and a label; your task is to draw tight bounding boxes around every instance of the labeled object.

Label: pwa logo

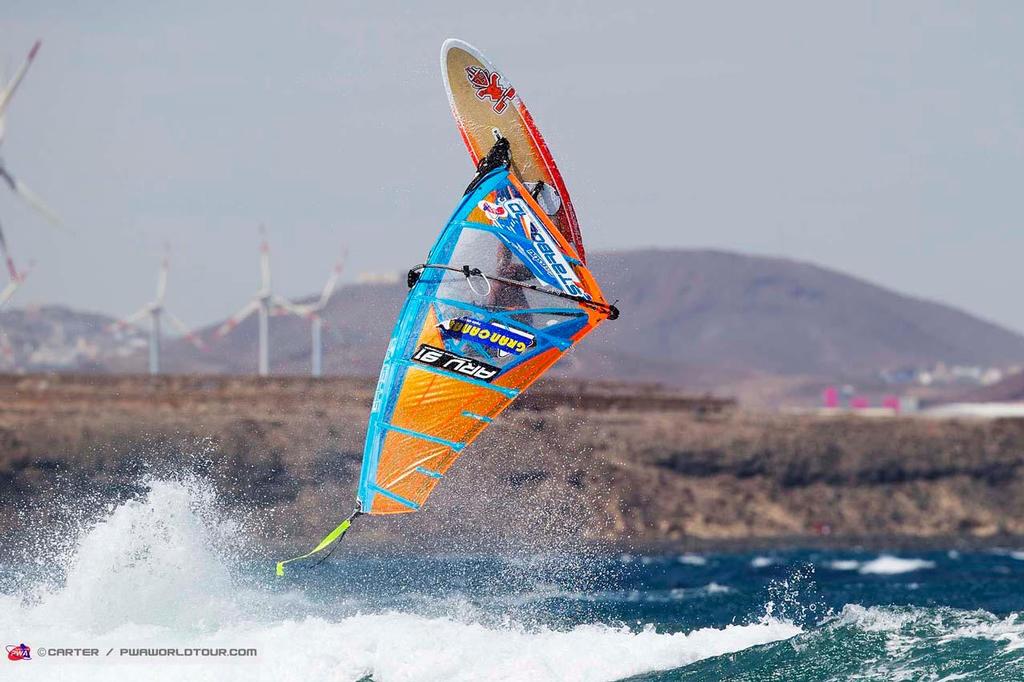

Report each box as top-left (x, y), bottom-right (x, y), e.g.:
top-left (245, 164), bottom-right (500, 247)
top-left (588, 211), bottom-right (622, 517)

top-left (465, 66), bottom-right (516, 114)
top-left (6, 643), bottom-right (31, 661)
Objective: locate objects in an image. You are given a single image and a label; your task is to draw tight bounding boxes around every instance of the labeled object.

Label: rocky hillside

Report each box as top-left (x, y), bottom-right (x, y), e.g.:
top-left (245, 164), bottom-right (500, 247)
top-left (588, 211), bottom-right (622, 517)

top-left (0, 304), bottom-right (145, 372)
top-left (2, 374), bottom-right (1023, 555)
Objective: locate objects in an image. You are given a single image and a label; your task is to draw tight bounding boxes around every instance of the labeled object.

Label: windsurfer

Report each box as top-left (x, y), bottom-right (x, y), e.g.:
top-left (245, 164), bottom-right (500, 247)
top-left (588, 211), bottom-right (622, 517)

top-left (487, 245), bottom-right (532, 311)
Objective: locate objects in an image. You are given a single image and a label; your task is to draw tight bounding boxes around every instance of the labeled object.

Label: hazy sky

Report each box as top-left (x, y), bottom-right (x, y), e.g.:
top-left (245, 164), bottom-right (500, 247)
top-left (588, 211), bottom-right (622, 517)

top-left (2, 2), bottom-right (1023, 331)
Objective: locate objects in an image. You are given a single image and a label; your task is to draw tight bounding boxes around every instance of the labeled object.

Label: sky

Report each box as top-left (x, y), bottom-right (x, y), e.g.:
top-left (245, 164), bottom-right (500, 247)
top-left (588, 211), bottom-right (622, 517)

top-left (2, 1), bottom-right (1023, 331)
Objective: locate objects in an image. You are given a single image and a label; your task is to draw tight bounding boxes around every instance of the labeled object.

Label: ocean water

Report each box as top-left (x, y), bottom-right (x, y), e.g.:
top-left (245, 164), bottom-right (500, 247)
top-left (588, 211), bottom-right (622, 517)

top-left (3, 479), bottom-right (1024, 681)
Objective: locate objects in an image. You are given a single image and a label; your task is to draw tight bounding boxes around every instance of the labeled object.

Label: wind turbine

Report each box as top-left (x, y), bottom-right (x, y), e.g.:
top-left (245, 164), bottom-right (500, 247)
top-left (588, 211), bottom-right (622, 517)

top-left (0, 40), bottom-right (61, 280)
top-left (216, 227), bottom-right (295, 376)
top-left (274, 251), bottom-right (345, 377)
top-left (0, 263), bottom-right (33, 370)
top-left (0, 271), bottom-right (25, 309)
top-left (110, 249), bottom-right (204, 375)
top-left (0, 259), bottom-right (32, 310)
top-left (0, 276), bottom-right (20, 368)
top-left (0, 333), bottom-right (12, 368)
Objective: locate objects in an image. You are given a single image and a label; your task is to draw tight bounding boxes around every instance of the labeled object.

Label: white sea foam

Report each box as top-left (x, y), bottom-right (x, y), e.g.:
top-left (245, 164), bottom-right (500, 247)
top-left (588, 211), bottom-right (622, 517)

top-left (677, 553), bottom-right (708, 566)
top-left (3, 610), bottom-right (802, 682)
top-left (2, 479), bottom-right (802, 681)
top-left (941, 614), bottom-right (1024, 653)
top-left (663, 583), bottom-right (733, 601)
top-left (837, 604), bottom-right (1024, 653)
top-left (858, 555), bottom-right (936, 575)
top-left (825, 605), bottom-right (1024, 680)
top-left (826, 559), bottom-right (862, 571)
top-left (750, 556), bottom-right (776, 568)
top-left (23, 480), bottom-right (253, 632)
top-left (553, 583), bottom-right (734, 604)
top-left (835, 603), bottom-right (920, 632)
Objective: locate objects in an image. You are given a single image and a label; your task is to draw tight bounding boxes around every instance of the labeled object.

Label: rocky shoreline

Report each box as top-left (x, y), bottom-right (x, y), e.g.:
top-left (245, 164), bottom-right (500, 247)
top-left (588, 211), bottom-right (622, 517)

top-left (2, 374), bottom-right (1023, 556)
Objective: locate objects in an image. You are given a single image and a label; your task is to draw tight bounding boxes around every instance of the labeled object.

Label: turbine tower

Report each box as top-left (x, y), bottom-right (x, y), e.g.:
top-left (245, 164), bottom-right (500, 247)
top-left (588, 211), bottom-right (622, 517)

top-left (0, 265), bottom-right (30, 370)
top-left (111, 249), bottom-right (204, 374)
top-left (0, 40), bottom-right (61, 280)
top-left (275, 251), bottom-right (345, 377)
top-left (217, 227), bottom-right (295, 376)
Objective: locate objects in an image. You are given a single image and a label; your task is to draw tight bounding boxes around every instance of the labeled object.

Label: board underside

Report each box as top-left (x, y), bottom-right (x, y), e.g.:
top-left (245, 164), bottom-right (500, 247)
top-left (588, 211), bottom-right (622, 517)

top-left (442, 39), bottom-right (585, 262)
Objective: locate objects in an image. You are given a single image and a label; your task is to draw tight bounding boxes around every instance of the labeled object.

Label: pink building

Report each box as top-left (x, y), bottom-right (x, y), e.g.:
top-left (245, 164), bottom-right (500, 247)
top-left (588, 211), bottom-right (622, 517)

top-left (850, 396), bottom-right (870, 409)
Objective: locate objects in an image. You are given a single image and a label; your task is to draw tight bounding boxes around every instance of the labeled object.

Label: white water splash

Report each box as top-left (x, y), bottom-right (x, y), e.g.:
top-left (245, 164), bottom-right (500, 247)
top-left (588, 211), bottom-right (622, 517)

top-left (2, 479), bottom-right (802, 682)
top-left (23, 480), bottom-right (254, 632)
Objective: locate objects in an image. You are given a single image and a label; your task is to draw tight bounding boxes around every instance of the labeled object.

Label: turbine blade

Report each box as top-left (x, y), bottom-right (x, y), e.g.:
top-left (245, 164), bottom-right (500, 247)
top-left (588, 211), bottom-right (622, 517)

top-left (259, 225), bottom-right (271, 293)
top-left (215, 300), bottom-right (259, 337)
top-left (8, 258), bottom-right (34, 284)
top-left (164, 310), bottom-right (206, 349)
top-left (0, 40), bottom-right (40, 117)
top-left (109, 307), bottom-right (150, 333)
top-left (15, 259), bottom-right (34, 282)
top-left (0, 166), bottom-right (62, 226)
top-left (0, 279), bottom-right (18, 307)
top-left (317, 252), bottom-right (345, 310)
top-left (272, 295), bottom-right (312, 319)
top-left (0, 215), bottom-right (19, 280)
top-left (156, 252), bottom-right (169, 302)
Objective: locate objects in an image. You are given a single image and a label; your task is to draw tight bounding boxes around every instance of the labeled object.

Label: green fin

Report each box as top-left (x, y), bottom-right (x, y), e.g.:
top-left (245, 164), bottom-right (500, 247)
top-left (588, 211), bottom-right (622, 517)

top-left (275, 517), bottom-right (353, 577)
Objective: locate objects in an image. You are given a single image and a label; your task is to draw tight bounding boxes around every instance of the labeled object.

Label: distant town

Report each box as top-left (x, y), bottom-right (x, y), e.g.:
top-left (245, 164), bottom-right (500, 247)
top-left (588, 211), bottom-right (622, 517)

top-left (879, 362), bottom-right (1013, 388)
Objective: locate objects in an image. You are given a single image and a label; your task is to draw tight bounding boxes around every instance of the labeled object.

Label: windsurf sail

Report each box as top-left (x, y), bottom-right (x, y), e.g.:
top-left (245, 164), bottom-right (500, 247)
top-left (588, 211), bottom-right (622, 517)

top-left (276, 139), bottom-right (617, 575)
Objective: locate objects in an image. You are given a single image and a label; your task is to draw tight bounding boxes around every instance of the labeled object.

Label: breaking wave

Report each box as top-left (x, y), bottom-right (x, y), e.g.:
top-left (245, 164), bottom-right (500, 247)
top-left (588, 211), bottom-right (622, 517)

top-left (1, 479), bottom-right (799, 681)
top-left (7, 479), bottom-right (1021, 681)
top-left (634, 604), bottom-right (1024, 681)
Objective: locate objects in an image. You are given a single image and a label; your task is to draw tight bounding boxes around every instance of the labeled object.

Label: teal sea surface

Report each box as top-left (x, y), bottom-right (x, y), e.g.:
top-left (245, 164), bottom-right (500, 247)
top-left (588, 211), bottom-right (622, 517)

top-left (3, 479), bottom-right (1023, 681)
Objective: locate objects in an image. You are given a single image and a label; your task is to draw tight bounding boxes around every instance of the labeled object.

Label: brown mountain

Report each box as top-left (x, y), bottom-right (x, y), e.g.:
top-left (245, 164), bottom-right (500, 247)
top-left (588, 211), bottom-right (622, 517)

top-left (8, 249), bottom-right (1024, 401)
top-left (577, 249), bottom-right (1024, 380)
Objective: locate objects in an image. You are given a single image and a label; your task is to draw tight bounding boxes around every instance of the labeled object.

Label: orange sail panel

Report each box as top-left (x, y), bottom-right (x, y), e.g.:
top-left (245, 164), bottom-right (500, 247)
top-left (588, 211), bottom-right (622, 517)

top-left (356, 162), bottom-right (616, 515)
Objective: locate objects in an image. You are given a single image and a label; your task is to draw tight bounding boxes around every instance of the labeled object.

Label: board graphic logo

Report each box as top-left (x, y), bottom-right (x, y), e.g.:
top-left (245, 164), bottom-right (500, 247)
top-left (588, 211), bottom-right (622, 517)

top-left (478, 193), bottom-right (590, 300)
top-left (412, 344), bottom-right (500, 382)
top-left (438, 317), bottom-right (535, 356)
top-left (465, 66), bottom-right (516, 114)
top-left (526, 220), bottom-right (588, 299)
top-left (478, 200), bottom-right (508, 221)
top-left (6, 644), bottom-right (31, 661)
